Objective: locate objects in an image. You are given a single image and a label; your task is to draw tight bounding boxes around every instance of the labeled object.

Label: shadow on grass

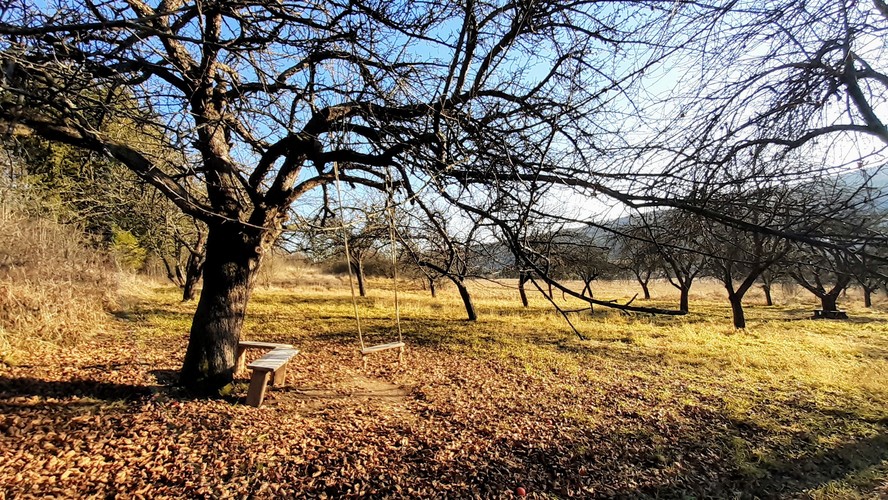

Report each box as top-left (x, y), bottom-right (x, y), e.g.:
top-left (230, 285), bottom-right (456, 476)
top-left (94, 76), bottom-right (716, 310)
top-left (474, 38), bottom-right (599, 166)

top-left (752, 432), bottom-right (888, 497)
top-left (268, 393), bottom-right (888, 499)
top-left (0, 375), bottom-right (151, 403)
top-left (112, 308), bottom-right (194, 324)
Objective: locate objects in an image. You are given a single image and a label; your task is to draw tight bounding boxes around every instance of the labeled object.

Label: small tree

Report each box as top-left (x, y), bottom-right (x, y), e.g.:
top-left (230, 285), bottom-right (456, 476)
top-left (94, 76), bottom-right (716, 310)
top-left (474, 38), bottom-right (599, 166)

top-left (613, 219), bottom-right (663, 300)
top-left (649, 211), bottom-right (709, 313)
top-left (788, 247), bottom-right (853, 313)
top-left (398, 201), bottom-right (483, 321)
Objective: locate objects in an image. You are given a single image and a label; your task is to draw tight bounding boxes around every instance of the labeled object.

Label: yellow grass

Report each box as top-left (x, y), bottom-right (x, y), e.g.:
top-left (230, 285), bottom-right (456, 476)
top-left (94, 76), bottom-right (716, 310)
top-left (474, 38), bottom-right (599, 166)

top-left (5, 261), bottom-right (887, 496)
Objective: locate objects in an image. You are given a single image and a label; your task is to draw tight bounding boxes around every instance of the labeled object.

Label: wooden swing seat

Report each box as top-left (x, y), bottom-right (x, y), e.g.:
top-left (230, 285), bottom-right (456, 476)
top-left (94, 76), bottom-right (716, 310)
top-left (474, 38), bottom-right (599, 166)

top-left (361, 341), bottom-right (405, 355)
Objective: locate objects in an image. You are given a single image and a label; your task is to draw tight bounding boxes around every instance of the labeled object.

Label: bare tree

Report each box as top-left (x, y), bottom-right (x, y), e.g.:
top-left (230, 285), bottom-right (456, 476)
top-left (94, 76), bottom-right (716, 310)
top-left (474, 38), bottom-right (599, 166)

top-left (700, 191), bottom-right (792, 329)
top-left (398, 200), bottom-right (485, 321)
top-left (613, 219), bottom-right (663, 301)
top-left (155, 216), bottom-right (207, 302)
top-left (306, 203), bottom-right (389, 298)
top-left (647, 211), bottom-right (709, 313)
top-left (5, 0), bottom-right (885, 392)
top-left (2, 0), bottom-right (699, 392)
top-left (788, 246), bottom-right (853, 314)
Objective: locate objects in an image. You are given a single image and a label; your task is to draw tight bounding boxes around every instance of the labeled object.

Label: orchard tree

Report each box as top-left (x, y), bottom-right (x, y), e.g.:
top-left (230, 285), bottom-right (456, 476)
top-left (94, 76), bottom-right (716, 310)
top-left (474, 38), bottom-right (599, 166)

top-left (788, 246), bottom-right (853, 313)
top-left (2, 0), bottom-right (704, 392)
top-left (613, 218), bottom-right (664, 301)
top-left (698, 185), bottom-right (793, 328)
top-left (5, 0), bottom-right (887, 393)
top-left (306, 202), bottom-right (389, 298)
top-left (647, 211), bottom-right (709, 313)
top-left (397, 200), bottom-right (484, 321)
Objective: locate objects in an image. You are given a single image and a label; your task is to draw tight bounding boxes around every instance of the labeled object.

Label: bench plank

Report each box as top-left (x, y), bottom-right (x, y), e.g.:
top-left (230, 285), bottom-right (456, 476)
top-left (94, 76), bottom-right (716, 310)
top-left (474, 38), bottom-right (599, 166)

top-left (239, 341), bottom-right (294, 350)
top-left (236, 341), bottom-right (295, 375)
top-left (247, 347), bottom-right (299, 372)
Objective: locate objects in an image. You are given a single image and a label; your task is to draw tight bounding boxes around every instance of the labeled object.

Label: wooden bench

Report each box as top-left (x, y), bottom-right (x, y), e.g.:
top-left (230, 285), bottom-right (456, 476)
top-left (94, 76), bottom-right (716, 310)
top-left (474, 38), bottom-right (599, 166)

top-left (235, 340), bottom-right (298, 407)
top-left (235, 340), bottom-right (294, 376)
top-left (812, 310), bottom-right (848, 319)
top-left (245, 346), bottom-right (299, 407)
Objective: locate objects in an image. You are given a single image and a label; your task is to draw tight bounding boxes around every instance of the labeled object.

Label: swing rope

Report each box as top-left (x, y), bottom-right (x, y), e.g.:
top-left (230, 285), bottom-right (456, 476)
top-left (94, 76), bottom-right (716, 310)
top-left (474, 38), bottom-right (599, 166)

top-left (385, 169), bottom-right (403, 344)
top-left (332, 161), bottom-right (365, 351)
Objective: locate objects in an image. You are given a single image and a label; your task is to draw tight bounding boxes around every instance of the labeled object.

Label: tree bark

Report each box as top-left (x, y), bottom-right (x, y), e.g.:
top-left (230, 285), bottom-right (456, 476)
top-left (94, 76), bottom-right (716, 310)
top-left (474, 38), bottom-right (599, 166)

top-left (762, 284), bottom-right (773, 306)
top-left (820, 293), bottom-right (839, 312)
top-left (679, 285), bottom-right (690, 313)
top-left (518, 271), bottom-right (529, 307)
top-left (181, 237), bottom-right (206, 302)
top-left (455, 280), bottom-right (477, 321)
top-left (182, 269), bottom-right (201, 302)
top-left (728, 293), bottom-right (746, 329)
top-left (179, 223), bottom-right (264, 394)
top-left (864, 287), bottom-right (874, 308)
top-left (639, 280), bottom-right (651, 300)
top-left (353, 260), bottom-right (367, 297)
top-left (429, 277), bottom-right (437, 298)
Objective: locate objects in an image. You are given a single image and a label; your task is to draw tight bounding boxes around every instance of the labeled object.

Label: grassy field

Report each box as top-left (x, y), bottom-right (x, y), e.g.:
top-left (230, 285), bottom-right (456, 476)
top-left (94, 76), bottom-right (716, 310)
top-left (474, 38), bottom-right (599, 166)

top-left (1, 274), bottom-right (887, 498)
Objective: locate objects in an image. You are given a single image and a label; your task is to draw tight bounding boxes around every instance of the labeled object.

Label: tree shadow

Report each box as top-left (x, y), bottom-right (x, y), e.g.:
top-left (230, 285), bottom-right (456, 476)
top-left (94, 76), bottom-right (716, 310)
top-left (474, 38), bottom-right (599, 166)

top-left (0, 376), bottom-right (152, 404)
top-left (752, 432), bottom-right (888, 496)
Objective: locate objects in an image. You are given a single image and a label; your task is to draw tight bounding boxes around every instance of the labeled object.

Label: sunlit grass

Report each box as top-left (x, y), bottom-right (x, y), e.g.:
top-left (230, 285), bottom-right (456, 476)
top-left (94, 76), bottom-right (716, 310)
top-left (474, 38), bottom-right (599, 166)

top-left (124, 275), bottom-right (888, 496)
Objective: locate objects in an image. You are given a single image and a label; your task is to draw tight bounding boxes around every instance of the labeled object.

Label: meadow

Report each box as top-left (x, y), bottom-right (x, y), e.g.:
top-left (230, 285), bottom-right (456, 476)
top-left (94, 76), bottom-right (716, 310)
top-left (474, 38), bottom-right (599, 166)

top-left (1, 263), bottom-right (886, 498)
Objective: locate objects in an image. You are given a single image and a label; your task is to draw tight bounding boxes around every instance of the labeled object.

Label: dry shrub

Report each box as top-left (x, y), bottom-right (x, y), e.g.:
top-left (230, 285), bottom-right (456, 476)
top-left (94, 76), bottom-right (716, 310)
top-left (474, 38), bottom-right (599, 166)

top-left (256, 251), bottom-right (341, 289)
top-left (0, 213), bottom-right (116, 361)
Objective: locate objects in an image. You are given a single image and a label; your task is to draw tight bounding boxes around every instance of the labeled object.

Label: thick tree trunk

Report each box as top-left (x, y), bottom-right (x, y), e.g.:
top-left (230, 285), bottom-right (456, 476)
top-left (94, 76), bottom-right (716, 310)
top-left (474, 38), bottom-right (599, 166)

top-left (728, 293), bottom-right (746, 329)
top-left (864, 287), bottom-right (874, 308)
top-left (679, 286), bottom-right (690, 313)
top-left (762, 284), bottom-right (773, 306)
top-left (455, 280), bottom-right (477, 321)
top-left (820, 293), bottom-right (839, 312)
top-left (429, 277), bottom-right (437, 298)
top-left (639, 280), bottom-right (651, 300)
top-left (518, 272), bottom-right (529, 308)
top-left (179, 224), bottom-right (263, 394)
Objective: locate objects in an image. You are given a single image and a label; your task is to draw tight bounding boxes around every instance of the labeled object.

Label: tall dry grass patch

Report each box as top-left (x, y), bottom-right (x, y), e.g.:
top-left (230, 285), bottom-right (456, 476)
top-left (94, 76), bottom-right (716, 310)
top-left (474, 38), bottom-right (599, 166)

top-left (0, 204), bottom-right (116, 361)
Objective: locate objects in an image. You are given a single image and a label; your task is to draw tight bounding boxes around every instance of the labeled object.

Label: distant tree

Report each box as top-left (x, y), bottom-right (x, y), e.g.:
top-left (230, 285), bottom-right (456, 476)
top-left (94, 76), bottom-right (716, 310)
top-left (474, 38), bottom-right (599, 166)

top-left (759, 269), bottom-right (781, 307)
top-left (850, 246), bottom-right (888, 308)
top-left (613, 220), bottom-right (662, 300)
top-left (398, 201), bottom-right (483, 321)
top-left (557, 235), bottom-right (613, 299)
top-left (154, 216), bottom-right (207, 302)
top-left (307, 203), bottom-right (389, 298)
top-left (788, 247), bottom-right (854, 313)
top-left (647, 211), bottom-right (709, 313)
top-left (697, 184), bottom-right (794, 328)
top-left (707, 224), bottom-right (790, 328)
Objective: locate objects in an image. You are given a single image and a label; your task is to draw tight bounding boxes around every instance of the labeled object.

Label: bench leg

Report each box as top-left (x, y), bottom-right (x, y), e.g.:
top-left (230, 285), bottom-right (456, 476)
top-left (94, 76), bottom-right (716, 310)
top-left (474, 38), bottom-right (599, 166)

top-left (246, 370), bottom-right (271, 407)
top-left (271, 363), bottom-right (288, 386)
top-left (235, 346), bottom-right (248, 376)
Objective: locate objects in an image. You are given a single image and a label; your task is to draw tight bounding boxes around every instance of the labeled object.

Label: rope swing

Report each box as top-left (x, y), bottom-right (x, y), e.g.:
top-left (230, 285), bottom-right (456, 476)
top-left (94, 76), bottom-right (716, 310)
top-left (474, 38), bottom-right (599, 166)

top-left (332, 162), bottom-right (405, 368)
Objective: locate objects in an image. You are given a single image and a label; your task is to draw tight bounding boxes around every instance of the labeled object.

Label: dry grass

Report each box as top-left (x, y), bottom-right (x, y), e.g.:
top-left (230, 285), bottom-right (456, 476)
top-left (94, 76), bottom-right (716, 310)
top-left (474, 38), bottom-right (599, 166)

top-left (2, 257), bottom-right (887, 497)
top-left (0, 213), bottom-right (117, 362)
